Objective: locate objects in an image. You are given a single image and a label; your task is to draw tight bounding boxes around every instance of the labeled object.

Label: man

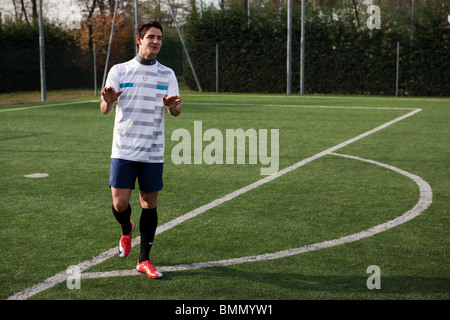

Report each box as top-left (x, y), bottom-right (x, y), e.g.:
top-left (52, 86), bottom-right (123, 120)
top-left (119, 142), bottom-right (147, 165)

top-left (100, 20), bottom-right (182, 279)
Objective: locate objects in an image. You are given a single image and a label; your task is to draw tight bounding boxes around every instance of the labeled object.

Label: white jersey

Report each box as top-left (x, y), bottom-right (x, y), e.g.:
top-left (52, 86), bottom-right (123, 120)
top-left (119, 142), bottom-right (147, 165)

top-left (104, 57), bottom-right (179, 163)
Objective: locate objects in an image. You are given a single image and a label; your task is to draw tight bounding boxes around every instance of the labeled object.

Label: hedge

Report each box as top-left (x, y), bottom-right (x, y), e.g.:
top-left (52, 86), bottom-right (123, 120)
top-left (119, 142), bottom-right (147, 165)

top-left (183, 2), bottom-right (449, 96)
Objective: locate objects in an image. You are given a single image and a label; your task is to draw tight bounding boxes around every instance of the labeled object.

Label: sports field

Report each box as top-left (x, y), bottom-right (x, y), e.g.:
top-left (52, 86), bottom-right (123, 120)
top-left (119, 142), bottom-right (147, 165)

top-left (1, 93), bottom-right (448, 303)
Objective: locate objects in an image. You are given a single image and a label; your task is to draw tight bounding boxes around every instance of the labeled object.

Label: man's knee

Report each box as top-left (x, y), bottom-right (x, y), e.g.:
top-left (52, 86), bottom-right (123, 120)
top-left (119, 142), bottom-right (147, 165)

top-left (113, 200), bottom-right (130, 213)
top-left (112, 188), bottom-right (132, 213)
top-left (140, 191), bottom-right (158, 209)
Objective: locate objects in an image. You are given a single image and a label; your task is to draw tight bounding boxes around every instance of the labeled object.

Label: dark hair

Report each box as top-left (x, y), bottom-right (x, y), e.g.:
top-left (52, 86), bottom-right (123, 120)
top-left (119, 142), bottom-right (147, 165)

top-left (135, 20), bottom-right (163, 50)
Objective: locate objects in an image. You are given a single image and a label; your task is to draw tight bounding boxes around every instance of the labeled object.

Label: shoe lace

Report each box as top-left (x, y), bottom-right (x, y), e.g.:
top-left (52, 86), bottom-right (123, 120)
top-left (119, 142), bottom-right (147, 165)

top-left (143, 261), bottom-right (157, 272)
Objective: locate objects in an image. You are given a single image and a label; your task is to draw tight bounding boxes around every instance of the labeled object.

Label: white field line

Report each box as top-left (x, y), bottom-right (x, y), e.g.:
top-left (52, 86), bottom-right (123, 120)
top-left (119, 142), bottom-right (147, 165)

top-left (7, 107), bottom-right (423, 300)
top-left (182, 102), bottom-right (419, 111)
top-left (1, 99), bottom-right (419, 113)
top-left (0, 100), bottom-right (99, 112)
top-left (183, 93), bottom-right (450, 102)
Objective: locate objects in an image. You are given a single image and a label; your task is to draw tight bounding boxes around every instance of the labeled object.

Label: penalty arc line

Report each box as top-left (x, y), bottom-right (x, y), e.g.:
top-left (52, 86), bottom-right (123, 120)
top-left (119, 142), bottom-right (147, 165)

top-left (7, 108), bottom-right (423, 300)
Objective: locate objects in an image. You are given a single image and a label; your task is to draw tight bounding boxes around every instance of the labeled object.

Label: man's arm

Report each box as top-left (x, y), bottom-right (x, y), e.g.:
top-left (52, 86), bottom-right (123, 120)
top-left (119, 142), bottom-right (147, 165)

top-left (163, 94), bottom-right (182, 117)
top-left (100, 86), bottom-right (123, 115)
top-left (100, 99), bottom-right (115, 115)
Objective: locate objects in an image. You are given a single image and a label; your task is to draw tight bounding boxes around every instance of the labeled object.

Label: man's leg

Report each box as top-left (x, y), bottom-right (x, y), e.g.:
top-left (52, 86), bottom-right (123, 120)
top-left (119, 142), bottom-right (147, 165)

top-left (112, 187), bottom-right (136, 258)
top-left (135, 163), bottom-right (163, 278)
top-left (112, 188), bottom-right (133, 235)
top-left (109, 158), bottom-right (137, 236)
top-left (138, 191), bottom-right (159, 263)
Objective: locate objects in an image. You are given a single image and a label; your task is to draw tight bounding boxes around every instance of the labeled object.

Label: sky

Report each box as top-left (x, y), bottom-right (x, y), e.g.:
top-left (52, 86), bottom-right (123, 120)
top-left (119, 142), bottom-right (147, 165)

top-left (1, 0), bottom-right (80, 25)
top-left (0, 0), bottom-right (217, 27)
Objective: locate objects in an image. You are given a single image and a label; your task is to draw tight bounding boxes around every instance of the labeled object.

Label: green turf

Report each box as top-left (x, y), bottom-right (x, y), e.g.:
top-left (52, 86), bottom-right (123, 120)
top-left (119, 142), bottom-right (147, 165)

top-left (0, 94), bottom-right (448, 301)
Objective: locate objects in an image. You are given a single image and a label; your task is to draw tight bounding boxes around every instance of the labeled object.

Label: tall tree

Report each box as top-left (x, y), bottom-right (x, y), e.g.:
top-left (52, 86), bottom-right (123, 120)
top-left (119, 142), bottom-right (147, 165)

top-left (10, 0), bottom-right (38, 24)
top-left (72, 0), bottom-right (134, 83)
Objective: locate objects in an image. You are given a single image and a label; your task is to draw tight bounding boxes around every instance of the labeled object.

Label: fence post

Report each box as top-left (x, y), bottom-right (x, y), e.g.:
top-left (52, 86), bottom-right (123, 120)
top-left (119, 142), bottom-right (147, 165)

top-left (38, 0), bottom-right (47, 101)
top-left (396, 41), bottom-right (400, 97)
top-left (300, 0), bottom-right (306, 95)
top-left (93, 43), bottom-right (97, 96)
top-left (287, 0), bottom-right (292, 95)
top-left (216, 43), bottom-right (219, 93)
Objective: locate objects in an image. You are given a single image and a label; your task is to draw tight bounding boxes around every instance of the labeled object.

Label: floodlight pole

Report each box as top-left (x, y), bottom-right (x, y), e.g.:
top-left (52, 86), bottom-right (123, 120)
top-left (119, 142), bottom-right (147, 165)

top-left (300, 0), bottom-right (305, 95)
top-left (38, 0), bottom-right (47, 101)
top-left (102, 0), bottom-right (119, 89)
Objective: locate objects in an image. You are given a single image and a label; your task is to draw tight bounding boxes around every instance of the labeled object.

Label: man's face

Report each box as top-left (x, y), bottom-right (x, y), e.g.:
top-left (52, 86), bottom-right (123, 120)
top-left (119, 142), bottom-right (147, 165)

top-left (137, 27), bottom-right (163, 59)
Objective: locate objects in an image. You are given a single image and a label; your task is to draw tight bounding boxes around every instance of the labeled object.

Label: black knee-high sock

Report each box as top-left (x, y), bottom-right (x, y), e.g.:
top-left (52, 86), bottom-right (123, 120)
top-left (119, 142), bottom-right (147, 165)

top-left (112, 204), bottom-right (132, 235)
top-left (139, 207), bottom-right (158, 263)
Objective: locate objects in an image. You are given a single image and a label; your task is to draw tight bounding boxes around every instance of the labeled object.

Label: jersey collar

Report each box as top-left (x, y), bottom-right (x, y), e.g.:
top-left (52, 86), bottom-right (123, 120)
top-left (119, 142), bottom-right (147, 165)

top-left (135, 55), bottom-right (157, 66)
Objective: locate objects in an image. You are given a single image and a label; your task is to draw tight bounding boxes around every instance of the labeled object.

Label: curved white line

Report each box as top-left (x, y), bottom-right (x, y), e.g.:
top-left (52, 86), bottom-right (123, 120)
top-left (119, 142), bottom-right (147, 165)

top-left (81, 153), bottom-right (432, 278)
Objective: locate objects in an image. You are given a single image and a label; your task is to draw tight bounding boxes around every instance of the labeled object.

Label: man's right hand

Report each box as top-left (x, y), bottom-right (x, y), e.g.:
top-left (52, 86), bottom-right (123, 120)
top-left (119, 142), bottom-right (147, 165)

top-left (101, 86), bottom-right (123, 104)
top-left (100, 87), bottom-right (123, 115)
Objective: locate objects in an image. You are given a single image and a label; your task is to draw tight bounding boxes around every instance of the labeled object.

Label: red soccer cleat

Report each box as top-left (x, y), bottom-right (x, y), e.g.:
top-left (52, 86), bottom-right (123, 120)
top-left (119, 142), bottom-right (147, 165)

top-left (118, 221), bottom-right (135, 258)
top-left (136, 260), bottom-right (163, 279)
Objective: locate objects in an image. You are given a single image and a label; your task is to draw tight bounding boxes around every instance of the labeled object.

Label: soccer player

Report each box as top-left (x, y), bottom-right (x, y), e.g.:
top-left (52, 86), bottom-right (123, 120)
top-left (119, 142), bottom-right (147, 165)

top-left (100, 20), bottom-right (182, 279)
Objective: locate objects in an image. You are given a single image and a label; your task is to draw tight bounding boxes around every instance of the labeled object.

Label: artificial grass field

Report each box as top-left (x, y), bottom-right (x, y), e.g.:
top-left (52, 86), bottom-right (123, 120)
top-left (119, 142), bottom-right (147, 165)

top-left (0, 93), bottom-right (448, 303)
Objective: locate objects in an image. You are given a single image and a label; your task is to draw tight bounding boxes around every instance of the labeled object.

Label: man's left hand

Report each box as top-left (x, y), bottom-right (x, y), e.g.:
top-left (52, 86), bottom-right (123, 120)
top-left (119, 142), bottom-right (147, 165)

top-left (163, 95), bottom-right (182, 109)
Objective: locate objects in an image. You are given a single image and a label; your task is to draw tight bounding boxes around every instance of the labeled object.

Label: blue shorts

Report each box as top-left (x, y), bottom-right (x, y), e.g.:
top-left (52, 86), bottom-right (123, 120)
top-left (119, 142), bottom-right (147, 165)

top-left (109, 158), bottom-right (163, 192)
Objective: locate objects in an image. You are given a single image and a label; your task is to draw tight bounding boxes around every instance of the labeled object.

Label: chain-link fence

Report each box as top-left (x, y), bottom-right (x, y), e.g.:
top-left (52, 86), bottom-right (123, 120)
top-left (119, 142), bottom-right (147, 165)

top-left (0, 31), bottom-right (184, 94)
top-left (182, 39), bottom-right (449, 96)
